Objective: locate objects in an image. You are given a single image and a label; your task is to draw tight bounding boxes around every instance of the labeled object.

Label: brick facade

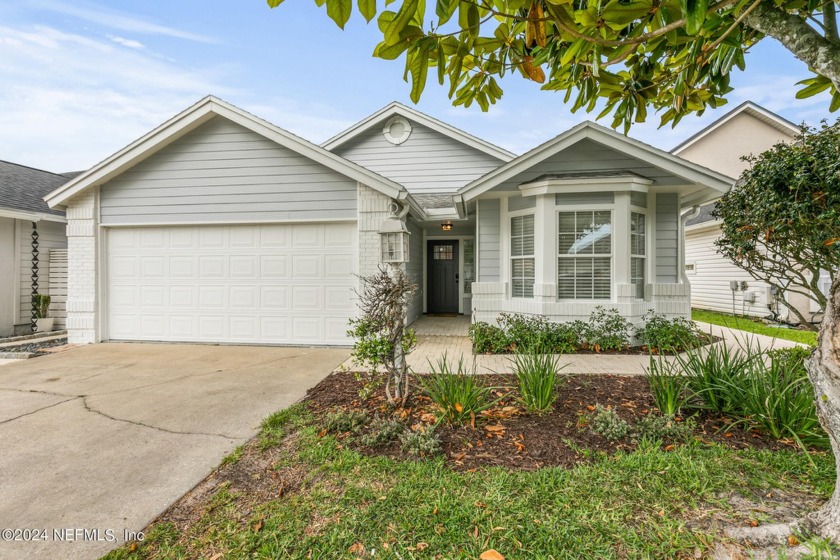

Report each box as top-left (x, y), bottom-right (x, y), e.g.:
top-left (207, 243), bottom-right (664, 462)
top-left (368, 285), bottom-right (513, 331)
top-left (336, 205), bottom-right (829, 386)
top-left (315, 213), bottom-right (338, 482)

top-left (65, 189), bottom-right (98, 344)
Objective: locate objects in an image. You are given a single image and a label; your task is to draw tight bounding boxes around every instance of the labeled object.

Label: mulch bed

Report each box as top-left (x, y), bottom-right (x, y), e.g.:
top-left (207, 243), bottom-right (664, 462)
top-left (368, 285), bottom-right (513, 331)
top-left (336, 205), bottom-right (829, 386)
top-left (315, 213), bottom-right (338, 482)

top-left (0, 337), bottom-right (68, 355)
top-left (305, 371), bottom-right (791, 471)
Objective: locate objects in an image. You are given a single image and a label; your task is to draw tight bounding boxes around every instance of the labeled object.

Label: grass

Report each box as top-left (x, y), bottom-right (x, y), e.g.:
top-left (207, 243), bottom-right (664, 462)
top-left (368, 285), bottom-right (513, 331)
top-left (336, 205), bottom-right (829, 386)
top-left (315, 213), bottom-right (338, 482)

top-left (104, 404), bottom-right (836, 560)
top-left (692, 308), bottom-right (818, 346)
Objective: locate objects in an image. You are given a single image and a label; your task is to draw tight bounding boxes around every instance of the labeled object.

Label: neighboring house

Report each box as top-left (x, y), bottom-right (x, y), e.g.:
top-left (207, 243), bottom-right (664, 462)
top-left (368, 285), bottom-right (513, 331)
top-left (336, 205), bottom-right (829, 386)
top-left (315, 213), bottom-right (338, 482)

top-left (45, 96), bottom-right (731, 346)
top-left (0, 160), bottom-right (70, 337)
top-left (674, 102), bottom-right (827, 323)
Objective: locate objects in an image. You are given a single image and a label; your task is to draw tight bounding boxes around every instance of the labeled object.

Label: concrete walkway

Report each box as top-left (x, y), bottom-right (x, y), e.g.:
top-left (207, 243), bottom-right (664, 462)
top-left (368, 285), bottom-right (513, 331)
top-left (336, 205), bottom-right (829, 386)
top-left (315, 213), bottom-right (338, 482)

top-left (339, 316), bottom-right (808, 376)
top-left (0, 342), bottom-right (348, 560)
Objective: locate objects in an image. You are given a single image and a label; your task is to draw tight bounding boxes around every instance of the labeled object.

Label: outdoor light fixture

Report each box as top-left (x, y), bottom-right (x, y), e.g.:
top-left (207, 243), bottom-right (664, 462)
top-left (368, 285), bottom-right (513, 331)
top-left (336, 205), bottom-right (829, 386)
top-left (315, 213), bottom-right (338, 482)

top-left (441, 223), bottom-right (453, 231)
top-left (378, 202), bottom-right (410, 264)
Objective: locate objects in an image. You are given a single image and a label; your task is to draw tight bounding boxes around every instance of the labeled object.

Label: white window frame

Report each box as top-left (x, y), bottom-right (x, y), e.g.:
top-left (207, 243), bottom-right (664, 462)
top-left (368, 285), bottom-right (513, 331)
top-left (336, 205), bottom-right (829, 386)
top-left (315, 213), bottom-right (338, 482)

top-left (630, 210), bottom-right (647, 299)
top-left (510, 212), bottom-right (535, 299)
top-left (556, 209), bottom-right (614, 301)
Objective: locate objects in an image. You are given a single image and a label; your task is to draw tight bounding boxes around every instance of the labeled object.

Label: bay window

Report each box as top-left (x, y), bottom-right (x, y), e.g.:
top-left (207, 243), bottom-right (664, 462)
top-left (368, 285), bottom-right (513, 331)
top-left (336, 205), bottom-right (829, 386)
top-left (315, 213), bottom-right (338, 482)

top-left (557, 210), bottom-right (612, 299)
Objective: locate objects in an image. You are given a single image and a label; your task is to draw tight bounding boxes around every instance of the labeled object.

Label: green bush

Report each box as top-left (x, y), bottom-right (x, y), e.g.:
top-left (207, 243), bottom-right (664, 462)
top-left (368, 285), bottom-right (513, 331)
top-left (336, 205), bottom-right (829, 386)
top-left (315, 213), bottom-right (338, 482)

top-left (585, 306), bottom-right (631, 351)
top-left (767, 346), bottom-right (812, 373)
top-left (635, 311), bottom-right (708, 352)
top-left (32, 294), bottom-right (51, 319)
top-left (360, 417), bottom-right (406, 447)
top-left (634, 413), bottom-right (696, 443)
top-left (513, 350), bottom-right (567, 413)
top-left (589, 405), bottom-right (629, 442)
top-left (324, 409), bottom-right (369, 434)
top-left (399, 427), bottom-right (442, 456)
top-left (469, 322), bottom-right (509, 353)
top-left (646, 355), bottom-right (692, 416)
top-left (420, 355), bottom-right (497, 425)
top-left (676, 340), bottom-right (754, 414)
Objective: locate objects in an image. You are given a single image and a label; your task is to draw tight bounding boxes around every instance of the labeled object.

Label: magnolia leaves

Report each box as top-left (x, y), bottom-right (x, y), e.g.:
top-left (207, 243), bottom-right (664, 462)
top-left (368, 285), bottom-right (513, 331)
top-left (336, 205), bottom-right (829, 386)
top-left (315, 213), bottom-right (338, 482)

top-left (679, 0), bottom-right (710, 34)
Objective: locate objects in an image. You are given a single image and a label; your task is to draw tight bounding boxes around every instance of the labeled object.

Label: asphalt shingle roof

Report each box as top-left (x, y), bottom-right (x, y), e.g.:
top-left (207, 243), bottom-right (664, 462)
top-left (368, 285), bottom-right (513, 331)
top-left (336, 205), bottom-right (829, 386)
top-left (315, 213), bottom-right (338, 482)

top-left (0, 160), bottom-right (69, 217)
top-left (685, 201), bottom-right (718, 227)
top-left (413, 193), bottom-right (456, 210)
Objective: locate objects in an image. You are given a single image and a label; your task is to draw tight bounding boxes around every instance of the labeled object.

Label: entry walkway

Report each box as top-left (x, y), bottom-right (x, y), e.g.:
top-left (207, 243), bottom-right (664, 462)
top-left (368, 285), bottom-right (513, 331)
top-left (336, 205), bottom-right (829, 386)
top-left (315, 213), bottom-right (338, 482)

top-left (339, 316), bottom-right (808, 376)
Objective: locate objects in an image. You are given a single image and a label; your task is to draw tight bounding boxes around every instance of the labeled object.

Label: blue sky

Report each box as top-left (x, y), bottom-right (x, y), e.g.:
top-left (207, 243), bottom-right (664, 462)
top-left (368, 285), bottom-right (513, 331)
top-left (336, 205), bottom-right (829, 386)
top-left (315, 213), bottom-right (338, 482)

top-left (0, 0), bottom-right (833, 172)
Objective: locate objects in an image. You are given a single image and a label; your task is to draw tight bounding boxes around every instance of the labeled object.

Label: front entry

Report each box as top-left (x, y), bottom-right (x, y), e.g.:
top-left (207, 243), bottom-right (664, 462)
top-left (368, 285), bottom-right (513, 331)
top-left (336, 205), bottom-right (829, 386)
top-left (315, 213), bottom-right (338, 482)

top-left (427, 240), bottom-right (459, 314)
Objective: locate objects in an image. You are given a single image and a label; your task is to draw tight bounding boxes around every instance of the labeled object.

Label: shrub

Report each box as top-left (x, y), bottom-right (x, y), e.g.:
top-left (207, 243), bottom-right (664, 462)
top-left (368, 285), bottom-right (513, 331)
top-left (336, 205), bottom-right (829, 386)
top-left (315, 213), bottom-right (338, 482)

top-left (645, 355), bottom-right (692, 416)
top-left (635, 311), bottom-right (707, 352)
top-left (469, 322), bottom-right (509, 354)
top-left (589, 405), bottom-right (629, 442)
top-left (513, 350), bottom-right (566, 413)
top-left (767, 346), bottom-right (812, 373)
top-left (360, 417), bottom-right (406, 447)
top-left (737, 349), bottom-right (827, 449)
top-left (420, 355), bottom-right (496, 425)
top-left (399, 427), bottom-right (442, 456)
top-left (676, 340), bottom-right (753, 414)
top-left (634, 413), bottom-right (696, 443)
top-left (585, 307), bottom-right (631, 351)
top-left (32, 294), bottom-right (51, 319)
top-left (324, 409), bottom-right (369, 434)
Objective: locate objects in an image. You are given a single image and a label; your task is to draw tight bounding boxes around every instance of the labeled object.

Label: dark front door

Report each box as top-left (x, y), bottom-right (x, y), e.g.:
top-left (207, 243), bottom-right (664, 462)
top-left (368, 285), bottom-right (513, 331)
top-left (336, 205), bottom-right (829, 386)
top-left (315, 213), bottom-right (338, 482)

top-left (427, 240), bottom-right (459, 314)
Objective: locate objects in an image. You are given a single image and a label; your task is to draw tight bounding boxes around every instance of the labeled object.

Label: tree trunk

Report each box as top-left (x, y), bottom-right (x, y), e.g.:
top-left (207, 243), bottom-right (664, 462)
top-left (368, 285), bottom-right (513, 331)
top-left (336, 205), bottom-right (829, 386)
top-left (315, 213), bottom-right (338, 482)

top-left (805, 276), bottom-right (840, 541)
top-left (745, 2), bottom-right (840, 90)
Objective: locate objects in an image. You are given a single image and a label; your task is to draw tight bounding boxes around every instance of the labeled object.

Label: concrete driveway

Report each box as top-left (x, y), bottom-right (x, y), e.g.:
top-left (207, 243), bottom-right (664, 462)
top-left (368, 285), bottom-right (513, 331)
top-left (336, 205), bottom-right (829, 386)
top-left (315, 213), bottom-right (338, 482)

top-left (0, 343), bottom-right (348, 560)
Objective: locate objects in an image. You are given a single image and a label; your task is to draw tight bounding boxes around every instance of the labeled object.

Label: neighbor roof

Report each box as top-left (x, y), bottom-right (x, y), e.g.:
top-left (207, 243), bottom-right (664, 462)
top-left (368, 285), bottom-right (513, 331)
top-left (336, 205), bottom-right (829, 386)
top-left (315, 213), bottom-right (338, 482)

top-left (322, 101), bottom-right (516, 162)
top-left (0, 160), bottom-right (68, 221)
top-left (45, 96), bottom-right (427, 219)
top-left (456, 121), bottom-right (735, 206)
top-left (671, 101), bottom-right (802, 154)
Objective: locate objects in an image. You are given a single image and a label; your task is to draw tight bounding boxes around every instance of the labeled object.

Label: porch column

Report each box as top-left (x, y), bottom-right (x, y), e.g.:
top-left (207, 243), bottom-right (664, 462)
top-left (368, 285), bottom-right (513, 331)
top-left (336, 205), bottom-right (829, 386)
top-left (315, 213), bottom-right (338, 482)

top-left (535, 193), bottom-right (555, 304)
top-left (613, 191), bottom-right (631, 292)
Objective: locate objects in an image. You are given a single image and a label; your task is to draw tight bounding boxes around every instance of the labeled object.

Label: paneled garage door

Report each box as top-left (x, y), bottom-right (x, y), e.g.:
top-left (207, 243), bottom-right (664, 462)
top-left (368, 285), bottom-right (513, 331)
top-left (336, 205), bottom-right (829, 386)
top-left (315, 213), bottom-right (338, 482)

top-left (107, 223), bottom-right (357, 345)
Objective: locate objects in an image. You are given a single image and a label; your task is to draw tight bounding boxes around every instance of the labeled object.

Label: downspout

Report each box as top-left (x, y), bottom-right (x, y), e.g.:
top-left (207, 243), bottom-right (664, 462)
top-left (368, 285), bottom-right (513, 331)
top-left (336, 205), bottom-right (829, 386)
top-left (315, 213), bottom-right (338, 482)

top-left (679, 205), bottom-right (700, 284)
top-left (30, 221), bottom-right (39, 333)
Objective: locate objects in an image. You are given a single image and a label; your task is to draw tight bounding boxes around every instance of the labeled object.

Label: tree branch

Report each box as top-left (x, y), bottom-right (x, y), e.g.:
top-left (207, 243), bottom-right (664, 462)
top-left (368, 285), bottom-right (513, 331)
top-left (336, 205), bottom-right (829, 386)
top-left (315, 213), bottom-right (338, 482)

top-left (745, 1), bottom-right (840, 88)
top-left (825, 0), bottom-right (839, 44)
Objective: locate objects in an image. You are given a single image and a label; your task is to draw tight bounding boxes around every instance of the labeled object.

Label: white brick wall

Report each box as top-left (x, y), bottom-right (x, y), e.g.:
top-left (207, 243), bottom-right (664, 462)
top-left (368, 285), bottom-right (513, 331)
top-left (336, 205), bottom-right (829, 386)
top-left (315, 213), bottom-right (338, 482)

top-left (65, 189), bottom-right (97, 344)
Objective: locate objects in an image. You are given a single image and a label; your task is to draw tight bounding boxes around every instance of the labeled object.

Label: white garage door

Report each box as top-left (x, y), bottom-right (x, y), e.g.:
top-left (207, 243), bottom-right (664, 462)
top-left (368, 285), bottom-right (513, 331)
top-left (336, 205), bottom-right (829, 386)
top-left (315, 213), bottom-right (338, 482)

top-left (107, 223), bottom-right (357, 345)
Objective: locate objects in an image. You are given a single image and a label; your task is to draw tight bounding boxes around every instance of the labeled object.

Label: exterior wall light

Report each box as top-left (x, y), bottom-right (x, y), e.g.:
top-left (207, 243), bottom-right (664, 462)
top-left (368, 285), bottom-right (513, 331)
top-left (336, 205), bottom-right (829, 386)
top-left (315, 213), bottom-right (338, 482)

top-left (379, 202), bottom-right (410, 264)
top-left (441, 223), bottom-right (453, 231)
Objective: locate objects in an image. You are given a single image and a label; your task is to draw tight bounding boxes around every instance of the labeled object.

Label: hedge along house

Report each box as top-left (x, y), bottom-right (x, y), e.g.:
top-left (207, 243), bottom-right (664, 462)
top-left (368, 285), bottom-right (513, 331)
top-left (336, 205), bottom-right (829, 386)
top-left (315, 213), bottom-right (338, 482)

top-left (45, 96), bottom-right (732, 347)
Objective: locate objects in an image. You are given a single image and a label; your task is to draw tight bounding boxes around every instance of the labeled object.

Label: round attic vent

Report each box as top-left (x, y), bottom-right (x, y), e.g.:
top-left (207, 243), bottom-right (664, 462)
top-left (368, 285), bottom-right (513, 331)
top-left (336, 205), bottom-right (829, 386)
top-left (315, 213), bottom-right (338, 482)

top-left (383, 115), bottom-right (412, 145)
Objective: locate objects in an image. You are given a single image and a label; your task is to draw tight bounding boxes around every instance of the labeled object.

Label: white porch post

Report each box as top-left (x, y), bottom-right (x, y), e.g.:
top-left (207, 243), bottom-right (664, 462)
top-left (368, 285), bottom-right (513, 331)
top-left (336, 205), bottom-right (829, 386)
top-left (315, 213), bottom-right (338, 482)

top-left (534, 194), bottom-right (555, 304)
top-left (613, 191), bottom-right (631, 294)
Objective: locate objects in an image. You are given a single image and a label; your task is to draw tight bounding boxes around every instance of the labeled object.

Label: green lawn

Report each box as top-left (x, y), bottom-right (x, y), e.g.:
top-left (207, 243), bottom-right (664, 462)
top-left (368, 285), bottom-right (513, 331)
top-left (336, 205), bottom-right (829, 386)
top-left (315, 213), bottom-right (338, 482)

top-left (692, 308), bottom-right (818, 346)
top-left (104, 403), bottom-right (835, 560)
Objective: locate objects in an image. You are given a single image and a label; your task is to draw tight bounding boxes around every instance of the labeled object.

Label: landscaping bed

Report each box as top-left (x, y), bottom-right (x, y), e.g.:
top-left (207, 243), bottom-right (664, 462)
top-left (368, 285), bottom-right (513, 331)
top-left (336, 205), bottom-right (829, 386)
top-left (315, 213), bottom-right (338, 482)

top-left (306, 371), bottom-right (793, 472)
top-left (0, 336), bottom-right (68, 356)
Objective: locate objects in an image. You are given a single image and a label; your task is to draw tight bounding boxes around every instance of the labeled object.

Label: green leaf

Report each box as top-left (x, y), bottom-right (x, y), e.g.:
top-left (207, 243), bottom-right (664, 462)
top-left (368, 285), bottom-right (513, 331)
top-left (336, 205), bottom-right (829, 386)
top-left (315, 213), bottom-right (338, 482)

top-left (326, 0), bottom-right (353, 28)
top-left (680, 0), bottom-right (709, 35)
top-left (435, 0), bottom-right (457, 25)
top-left (358, 0), bottom-right (377, 22)
top-left (795, 77), bottom-right (832, 99)
top-left (384, 0), bottom-right (419, 45)
top-left (266, 0), bottom-right (284, 7)
top-left (374, 39), bottom-right (411, 59)
top-left (407, 48), bottom-right (429, 102)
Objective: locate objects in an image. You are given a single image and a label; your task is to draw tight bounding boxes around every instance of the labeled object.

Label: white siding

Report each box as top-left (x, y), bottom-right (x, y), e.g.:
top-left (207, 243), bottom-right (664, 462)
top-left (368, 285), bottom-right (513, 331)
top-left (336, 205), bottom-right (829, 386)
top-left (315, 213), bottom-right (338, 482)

top-left (332, 120), bottom-right (504, 193)
top-left (685, 225), bottom-right (771, 317)
top-left (18, 219), bottom-right (67, 327)
top-left (655, 193), bottom-right (679, 283)
top-left (100, 117), bottom-right (358, 225)
top-left (0, 217), bottom-right (14, 336)
top-left (48, 250), bottom-right (68, 330)
top-left (477, 199), bottom-right (500, 282)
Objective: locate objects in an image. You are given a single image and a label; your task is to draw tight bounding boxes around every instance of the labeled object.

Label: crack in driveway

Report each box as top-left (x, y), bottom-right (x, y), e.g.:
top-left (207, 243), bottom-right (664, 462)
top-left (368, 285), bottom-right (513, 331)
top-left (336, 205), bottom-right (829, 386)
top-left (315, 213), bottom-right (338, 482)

top-left (0, 388), bottom-right (240, 440)
top-left (80, 396), bottom-right (240, 440)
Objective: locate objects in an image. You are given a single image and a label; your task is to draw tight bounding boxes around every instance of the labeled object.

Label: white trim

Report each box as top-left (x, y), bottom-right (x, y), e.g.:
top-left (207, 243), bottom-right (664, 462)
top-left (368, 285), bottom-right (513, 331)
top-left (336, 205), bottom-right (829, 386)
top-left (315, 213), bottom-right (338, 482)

top-left (100, 217), bottom-right (358, 228)
top-left (382, 115), bottom-right (412, 145)
top-left (45, 96), bottom-right (411, 209)
top-left (0, 208), bottom-right (66, 223)
top-left (520, 175), bottom-right (652, 197)
top-left (322, 102), bottom-right (515, 162)
top-left (458, 121), bottom-right (734, 202)
top-left (671, 101), bottom-right (801, 154)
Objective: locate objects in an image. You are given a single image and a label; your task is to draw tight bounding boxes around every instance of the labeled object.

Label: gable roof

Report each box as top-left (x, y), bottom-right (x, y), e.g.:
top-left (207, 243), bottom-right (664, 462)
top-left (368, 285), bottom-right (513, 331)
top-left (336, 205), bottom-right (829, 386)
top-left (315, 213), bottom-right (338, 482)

top-left (671, 101), bottom-right (802, 154)
top-left (45, 96), bottom-right (426, 218)
top-left (456, 121), bottom-right (735, 204)
top-left (322, 102), bottom-right (516, 162)
top-left (0, 160), bottom-right (68, 221)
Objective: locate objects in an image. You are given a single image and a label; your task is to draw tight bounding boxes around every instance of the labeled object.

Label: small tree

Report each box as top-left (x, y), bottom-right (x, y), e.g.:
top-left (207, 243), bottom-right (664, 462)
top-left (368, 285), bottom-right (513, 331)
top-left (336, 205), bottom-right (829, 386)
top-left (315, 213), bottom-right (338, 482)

top-left (714, 119), bottom-right (840, 329)
top-left (348, 265), bottom-right (418, 406)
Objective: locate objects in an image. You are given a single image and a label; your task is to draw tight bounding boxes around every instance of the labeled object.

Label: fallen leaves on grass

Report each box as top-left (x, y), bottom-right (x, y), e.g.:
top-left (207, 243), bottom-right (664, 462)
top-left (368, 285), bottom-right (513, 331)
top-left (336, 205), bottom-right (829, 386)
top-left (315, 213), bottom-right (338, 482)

top-left (480, 549), bottom-right (505, 560)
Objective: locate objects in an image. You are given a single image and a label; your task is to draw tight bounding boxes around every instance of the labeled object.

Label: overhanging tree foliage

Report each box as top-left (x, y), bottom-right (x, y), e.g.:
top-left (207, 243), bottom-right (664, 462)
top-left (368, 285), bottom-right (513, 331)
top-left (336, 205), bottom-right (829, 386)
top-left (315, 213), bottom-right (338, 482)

top-left (268, 0), bottom-right (840, 131)
top-left (713, 119), bottom-right (840, 329)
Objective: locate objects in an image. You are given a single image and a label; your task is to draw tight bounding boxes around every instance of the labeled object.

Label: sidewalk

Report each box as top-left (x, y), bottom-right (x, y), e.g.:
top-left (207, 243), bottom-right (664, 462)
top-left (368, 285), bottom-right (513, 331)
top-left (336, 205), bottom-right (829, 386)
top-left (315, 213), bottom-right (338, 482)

top-left (338, 316), bottom-right (808, 376)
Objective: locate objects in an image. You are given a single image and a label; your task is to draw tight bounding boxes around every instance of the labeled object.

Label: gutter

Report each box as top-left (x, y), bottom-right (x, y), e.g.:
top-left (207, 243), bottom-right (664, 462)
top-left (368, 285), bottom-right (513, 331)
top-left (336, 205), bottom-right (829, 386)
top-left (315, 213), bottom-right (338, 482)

top-left (0, 208), bottom-right (66, 223)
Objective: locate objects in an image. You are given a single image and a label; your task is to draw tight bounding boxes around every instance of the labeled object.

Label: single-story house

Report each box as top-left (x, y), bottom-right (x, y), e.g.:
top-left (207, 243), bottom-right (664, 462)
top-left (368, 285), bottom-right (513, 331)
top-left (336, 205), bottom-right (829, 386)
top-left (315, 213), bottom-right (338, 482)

top-left (674, 102), bottom-right (830, 324)
top-left (45, 96), bottom-right (733, 346)
top-left (0, 160), bottom-right (71, 337)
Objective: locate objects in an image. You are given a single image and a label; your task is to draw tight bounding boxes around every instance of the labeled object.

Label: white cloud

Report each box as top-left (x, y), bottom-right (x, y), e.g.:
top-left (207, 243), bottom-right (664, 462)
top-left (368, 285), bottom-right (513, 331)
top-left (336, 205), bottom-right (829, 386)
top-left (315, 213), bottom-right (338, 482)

top-left (109, 35), bottom-right (144, 49)
top-left (32, 0), bottom-right (216, 43)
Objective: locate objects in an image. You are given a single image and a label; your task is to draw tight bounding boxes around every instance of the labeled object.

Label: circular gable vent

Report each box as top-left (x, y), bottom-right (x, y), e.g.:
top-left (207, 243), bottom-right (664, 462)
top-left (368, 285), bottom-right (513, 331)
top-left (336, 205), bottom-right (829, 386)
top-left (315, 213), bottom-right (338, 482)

top-left (383, 116), bottom-right (412, 145)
